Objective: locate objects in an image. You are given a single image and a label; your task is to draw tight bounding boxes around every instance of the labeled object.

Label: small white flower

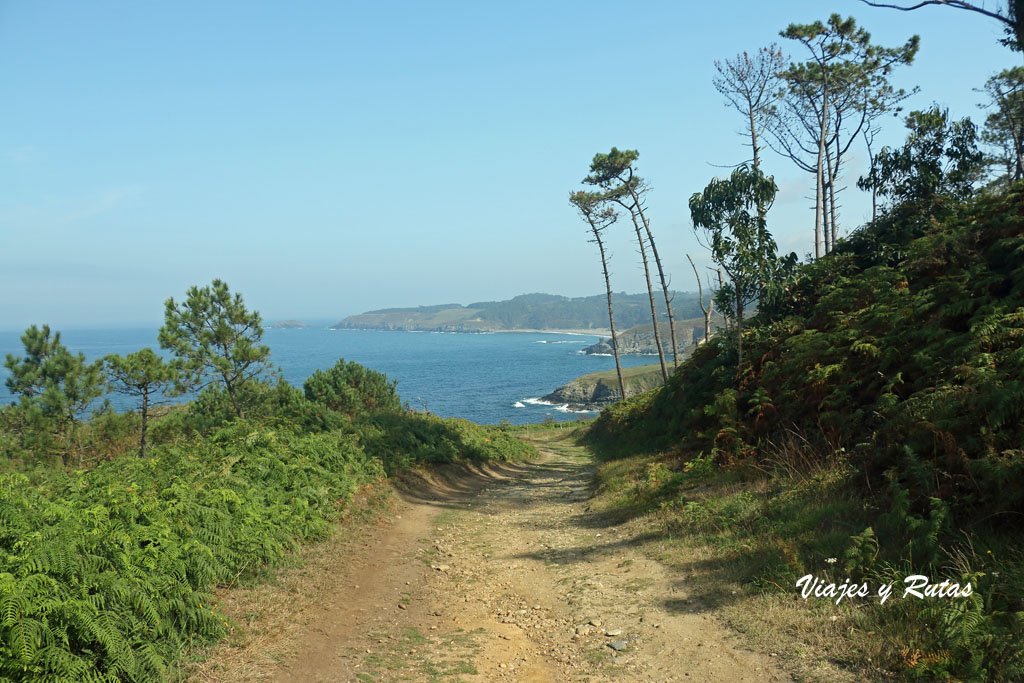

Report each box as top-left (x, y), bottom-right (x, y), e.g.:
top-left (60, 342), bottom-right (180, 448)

top-left (825, 557), bottom-right (837, 564)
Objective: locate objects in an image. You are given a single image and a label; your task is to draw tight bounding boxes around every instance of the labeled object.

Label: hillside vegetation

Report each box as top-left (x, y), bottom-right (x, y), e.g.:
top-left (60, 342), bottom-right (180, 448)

top-left (333, 291), bottom-right (706, 332)
top-left (0, 287), bottom-right (533, 682)
top-left (584, 186), bottom-right (1024, 680)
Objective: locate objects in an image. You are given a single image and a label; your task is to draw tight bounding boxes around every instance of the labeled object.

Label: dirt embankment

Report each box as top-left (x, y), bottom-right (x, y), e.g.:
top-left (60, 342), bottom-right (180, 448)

top-left (190, 435), bottom-right (792, 682)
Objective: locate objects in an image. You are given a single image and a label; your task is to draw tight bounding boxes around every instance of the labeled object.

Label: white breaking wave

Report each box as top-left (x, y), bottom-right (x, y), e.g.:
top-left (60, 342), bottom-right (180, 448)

top-left (520, 397), bottom-right (597, 414)
top-left (555, 404), bottom-right (598, 414)
top-left (513, 401), bottom-right (526, 408)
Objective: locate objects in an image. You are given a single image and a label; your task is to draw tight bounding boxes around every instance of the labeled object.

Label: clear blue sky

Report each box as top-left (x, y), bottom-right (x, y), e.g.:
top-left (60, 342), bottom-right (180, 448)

top-left (0, 0), bottom-right (1013, 329)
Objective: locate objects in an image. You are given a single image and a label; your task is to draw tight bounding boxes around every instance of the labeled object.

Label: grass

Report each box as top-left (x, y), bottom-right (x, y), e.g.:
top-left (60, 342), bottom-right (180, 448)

top-left (586, 447), bottom-right (884, 681)
top-left (583, 436), bottom-right (1024, 681)
top-left (584, 362), bottom-right (666, 384)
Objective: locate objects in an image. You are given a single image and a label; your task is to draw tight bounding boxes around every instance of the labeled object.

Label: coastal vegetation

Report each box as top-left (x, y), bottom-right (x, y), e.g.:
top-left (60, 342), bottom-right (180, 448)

top-left (3, 2), bottom-right (1023, 680)
top-left (585, 182), bottom-right (1024, 679)
top-left (0, 282), bottom-right (532, 681)
top-left (571, 6), bottom-right (1024, 679)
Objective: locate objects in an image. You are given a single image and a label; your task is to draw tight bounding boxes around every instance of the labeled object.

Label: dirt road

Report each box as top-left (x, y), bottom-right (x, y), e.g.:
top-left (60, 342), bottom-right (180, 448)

top-left (193, 433), bottom-right (791, 682)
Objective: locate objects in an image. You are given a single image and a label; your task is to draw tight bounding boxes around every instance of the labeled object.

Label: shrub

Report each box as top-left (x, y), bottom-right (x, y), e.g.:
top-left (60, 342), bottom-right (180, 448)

top-left (0, 427), bottom-right (383, 681)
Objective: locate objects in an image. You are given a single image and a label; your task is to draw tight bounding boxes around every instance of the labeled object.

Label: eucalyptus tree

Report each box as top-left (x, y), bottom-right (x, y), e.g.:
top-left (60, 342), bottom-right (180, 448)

top-left (980, 66), bottom-right (1024, 184)
top-left (570, 190), bottom-right (626, 401)
top-left (104, 348), bottom-right (176, 457)
top-left (159, 279), bottom-right (271, 420)
top-left (771, 15), bottom-right (918, 256)
top-left (3, 324), bottom-right (105, 465)
top-left (690, 165), bottom-right (792, 376)
top-left (857, 106), bottom-right (986, 206)
top-left (584, 148), bottom-right (675, 381)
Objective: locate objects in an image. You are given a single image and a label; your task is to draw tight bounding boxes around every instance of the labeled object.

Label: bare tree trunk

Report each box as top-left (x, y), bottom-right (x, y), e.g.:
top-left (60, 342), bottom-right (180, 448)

top-left (140, 392), bottom-right (149, 458)
top-left (829, 181), bottom-right (839, 248)
top-left (814, 87), bottom-right (829, 259)
top-left (822, 182), bottom-right (832, 255)
top-left (750, 107), bottom-right (761, 173)
top-left (628, 187), bottom-right (678, 369)
top-left (224, 378), bottom-right (245, 420)
top-left (627, 211), bottom-right (669, 382)
top-left (645, 235), bottom-right (679, 369)
top-left (864, 127), bottom-right (878, 222)
top-left (735, 295), bottom-right (744, 379)
top-left (749, 108), bottom-right (769, 226)
top-left (688, 254), bottom-right (714, 345)
top-left (597, 235), bottom-right (626, 401)
top-left (830, 134), bottom-right (841, 247)
top-left (823, 143), bottom-right (835, 254)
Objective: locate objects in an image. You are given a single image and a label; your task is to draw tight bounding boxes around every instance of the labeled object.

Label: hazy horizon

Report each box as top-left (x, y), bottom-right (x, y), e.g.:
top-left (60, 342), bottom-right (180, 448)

top-left (0, 289), bottom-right (698, 333)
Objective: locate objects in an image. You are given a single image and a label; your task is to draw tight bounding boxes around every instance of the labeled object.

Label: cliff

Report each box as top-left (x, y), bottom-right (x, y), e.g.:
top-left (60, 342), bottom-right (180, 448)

top-left (540, 363), bottom-right (666, 412)
top-left (581, 316), bottom-right (722, 356)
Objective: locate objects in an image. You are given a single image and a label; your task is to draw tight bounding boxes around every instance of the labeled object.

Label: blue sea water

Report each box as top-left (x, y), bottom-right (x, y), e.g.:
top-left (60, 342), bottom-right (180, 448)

top-left (0, 326), bottom-right (657, 425)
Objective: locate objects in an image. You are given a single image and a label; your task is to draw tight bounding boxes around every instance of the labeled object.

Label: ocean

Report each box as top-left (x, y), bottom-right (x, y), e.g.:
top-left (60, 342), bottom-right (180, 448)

top-left (0, 326), bottom-right (657, 425)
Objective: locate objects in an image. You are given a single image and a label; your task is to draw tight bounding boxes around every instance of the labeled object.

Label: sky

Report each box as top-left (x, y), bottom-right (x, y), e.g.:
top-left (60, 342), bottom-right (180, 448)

top-left (0, 0), bottom-right (1015, 329)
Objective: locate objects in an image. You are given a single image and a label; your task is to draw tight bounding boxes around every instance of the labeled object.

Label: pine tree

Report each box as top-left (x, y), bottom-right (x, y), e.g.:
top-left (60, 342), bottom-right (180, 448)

top-left (159, 280), bottom-right (271, 420)
top-left (584, 149), bottom-right (676, 380)
top-left (3, 325), bottom-right (104, 465)
top-left (104, 349), bottom-right (177, 457)
top-left (570, 190), bottom-right (626, 401)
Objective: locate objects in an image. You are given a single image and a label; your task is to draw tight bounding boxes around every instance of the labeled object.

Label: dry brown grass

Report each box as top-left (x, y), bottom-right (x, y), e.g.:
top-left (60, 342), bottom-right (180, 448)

top-left (589, 450), bottom-right (886, 682)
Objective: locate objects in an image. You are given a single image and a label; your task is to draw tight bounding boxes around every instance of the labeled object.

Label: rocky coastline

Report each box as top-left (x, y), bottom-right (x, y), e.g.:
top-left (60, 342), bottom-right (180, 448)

top-left (539, 363), bottom-right (666, 412)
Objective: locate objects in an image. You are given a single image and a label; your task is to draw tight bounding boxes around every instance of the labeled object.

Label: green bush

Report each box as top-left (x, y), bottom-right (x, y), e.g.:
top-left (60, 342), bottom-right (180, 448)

top-left (356, 411), bottom-right (533, 474)
top-left (304, 359), bottom-right (401, 417)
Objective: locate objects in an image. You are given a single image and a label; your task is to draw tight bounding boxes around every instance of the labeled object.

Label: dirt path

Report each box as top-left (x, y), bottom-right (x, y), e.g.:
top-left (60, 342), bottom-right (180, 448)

top-left (196, 435), bottom-right (792, 682)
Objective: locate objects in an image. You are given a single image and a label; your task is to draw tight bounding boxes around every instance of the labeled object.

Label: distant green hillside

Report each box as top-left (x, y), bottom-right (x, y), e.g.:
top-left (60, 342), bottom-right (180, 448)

top-left (332, 292), bottom-right (705, 332)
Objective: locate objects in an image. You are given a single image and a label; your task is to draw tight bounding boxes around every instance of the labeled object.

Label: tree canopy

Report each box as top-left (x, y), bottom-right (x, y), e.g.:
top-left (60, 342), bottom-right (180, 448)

top-left (857, 106), bottom-right (985, 206)
top-left (158, 279), bottom-right (271, 420)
